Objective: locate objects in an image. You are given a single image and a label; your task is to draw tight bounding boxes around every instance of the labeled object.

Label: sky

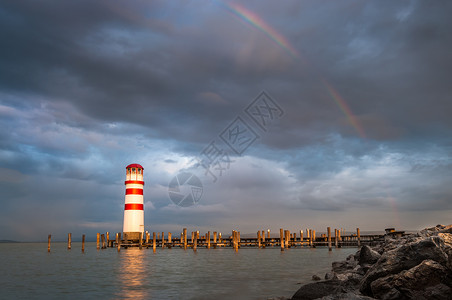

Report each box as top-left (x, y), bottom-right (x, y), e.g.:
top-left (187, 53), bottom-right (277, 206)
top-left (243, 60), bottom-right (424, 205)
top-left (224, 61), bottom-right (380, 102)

top-left (1, 0), bottom-right (451, 241)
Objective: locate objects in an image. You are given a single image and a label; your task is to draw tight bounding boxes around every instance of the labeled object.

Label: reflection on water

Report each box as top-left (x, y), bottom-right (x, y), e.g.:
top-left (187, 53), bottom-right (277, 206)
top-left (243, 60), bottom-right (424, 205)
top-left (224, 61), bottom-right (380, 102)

top-left (117, 249), bottom-right (150, 299)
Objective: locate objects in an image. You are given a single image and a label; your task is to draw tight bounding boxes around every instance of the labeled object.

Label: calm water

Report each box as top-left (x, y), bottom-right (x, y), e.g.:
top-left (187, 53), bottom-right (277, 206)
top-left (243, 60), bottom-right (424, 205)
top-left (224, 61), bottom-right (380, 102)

top-left (0, 242), bottom-right (356, 299)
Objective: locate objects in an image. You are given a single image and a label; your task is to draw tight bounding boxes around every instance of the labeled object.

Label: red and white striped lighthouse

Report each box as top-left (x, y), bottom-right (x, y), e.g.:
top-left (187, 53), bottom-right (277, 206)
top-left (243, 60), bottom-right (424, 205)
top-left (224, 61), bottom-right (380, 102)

top-left (123, 163), bottom-right (144, 236)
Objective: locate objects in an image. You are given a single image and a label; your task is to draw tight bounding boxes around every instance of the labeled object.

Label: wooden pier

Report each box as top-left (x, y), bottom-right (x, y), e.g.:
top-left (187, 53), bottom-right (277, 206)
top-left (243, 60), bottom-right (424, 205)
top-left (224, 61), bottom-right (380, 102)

top-left (48, 227), bottom-right (391, 252)
top-left (106, 228), bottom-right (384, 251)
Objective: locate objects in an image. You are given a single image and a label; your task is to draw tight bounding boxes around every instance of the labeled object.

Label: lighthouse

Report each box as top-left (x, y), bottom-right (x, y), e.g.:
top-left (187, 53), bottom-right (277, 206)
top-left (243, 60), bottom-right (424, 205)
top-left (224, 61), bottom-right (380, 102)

top-left (123, 163), bottom-right (144, 240)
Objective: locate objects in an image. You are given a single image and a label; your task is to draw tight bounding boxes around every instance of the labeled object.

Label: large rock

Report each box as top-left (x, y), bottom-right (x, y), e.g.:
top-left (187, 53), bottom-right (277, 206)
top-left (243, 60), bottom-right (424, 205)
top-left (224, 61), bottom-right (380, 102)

top-left (359, 245), bottom-right (381, 266)
top-left (370, 259), bottom-right (452, 299)
top-left (318, 292), bottom-right (376, 300)
top-left (360, 235), bottom-right (450, 296)
top-left (291, 280), bottom-right (342, 300)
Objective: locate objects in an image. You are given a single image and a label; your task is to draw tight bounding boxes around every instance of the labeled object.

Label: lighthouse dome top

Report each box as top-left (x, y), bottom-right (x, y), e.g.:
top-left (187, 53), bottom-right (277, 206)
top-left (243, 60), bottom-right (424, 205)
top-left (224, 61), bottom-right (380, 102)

top-left (126, 163), bottom-right (143, 169)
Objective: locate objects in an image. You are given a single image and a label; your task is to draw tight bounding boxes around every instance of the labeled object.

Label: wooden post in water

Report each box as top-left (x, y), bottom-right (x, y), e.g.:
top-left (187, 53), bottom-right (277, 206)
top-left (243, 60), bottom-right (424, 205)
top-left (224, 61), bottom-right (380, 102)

top-left (96, 233), bottom-right (100, 250)
top-left (280, 228), bottom-right (284, 251)
top-left (357, 228), bottom-right (361, 247)
top-left (161, 232), bottom-right (165, 249)
top-left (338, 229), bottom-right (341, 247)
top-left (115, 233), bottom-right (119, 251)
top-left (207, 231), bottom-right (211, 249)
top-left (235, 231), bottom-right (239, 251)
top-left (237, 231), bottom-right (241, 248)
top-left (309, 229), bottom-right (313, 247)
top-left (48, 234), bottom-right (51, 252)
top-left (193, 232), bottom-right (197, 251)
top-left (257, 231), bottom-right (261, 248)
top-left (168, 232), bottom-right (172, 243)
top-left (152, 232), bottom-right (156, 252)
top-left (312, 230), bottom-right (316, 247)
top-left (334, 229), bottom-right (338, 248)
top-left (145, 231), bottom-right (149, 244)
top-left (213, 232), bottom-right (217, 249)
top-left (300, 230), bottom-right (303, 246)
top-left (232, 230), bottom-right (235, 250)
top-left (67, 233), bottom-right (72, 250)
top-left (106, 232), bottom-right (110, 247)
top-left (219, 232), bottom-right (222, 244)
top-left (284, 230), bottom-right (290, 248)
top-left (101, 234), bottom-right (106, 249)
top-left (267, 229), bottom-right (270, 239)
top-left (183, 228), bottom-right (187, 250)
top-left (82, 234), bottom-right (86, 252)
top-left (139, 232), bottom-right (143, 250)
top-left (327, 227), bottom-right (332, 251)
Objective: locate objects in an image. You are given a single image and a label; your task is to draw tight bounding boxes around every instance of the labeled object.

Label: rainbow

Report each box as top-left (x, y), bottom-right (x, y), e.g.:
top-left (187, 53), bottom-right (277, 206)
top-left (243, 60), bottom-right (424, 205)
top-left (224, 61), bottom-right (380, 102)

top-left (322, 79), bottom-right (366, 138)
top-left (220, 1), bottom-right (300, 60)
top-left (219, 1), bottom-right (366, 138)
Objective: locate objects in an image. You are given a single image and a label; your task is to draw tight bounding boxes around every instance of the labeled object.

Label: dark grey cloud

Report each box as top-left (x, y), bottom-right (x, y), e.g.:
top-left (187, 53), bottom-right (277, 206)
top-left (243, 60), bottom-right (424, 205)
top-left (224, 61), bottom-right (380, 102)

top-left (0, 0), bottom-right (451, 240)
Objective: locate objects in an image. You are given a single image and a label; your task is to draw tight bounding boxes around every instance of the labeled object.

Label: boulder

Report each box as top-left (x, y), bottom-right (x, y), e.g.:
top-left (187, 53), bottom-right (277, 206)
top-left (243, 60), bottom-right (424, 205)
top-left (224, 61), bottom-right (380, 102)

top-left (317, 292), bottom-right (376, 300)
top-left (358, 245), bottom-right (381, 266)
top-left (332, 260), bottom-right (357, 273)
top-left (291, 280), bottom-right (342, 300)
top-left (360, 235), bottom-right (450, 296)
top-left (370, 259), bottom-right (452, 299)
top-left (312, 275), bottom-right (321, 281)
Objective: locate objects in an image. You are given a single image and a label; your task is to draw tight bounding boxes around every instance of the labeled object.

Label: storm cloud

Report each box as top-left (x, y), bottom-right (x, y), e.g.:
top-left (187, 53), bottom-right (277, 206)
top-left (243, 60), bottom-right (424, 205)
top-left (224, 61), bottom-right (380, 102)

top-left (0, 0), bottom-right (451, 241)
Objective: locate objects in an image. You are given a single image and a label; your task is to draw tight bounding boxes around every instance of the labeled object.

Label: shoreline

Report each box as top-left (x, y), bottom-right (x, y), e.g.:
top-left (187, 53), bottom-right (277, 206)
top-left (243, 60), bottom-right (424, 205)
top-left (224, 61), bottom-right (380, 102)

top-left (288, 224), bottom-right (452, 299)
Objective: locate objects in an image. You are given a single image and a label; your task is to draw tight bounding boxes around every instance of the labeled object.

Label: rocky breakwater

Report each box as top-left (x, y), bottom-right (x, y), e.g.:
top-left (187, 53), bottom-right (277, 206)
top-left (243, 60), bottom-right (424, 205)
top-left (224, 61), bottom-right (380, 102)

top-left (291, 224), bottom-right (452, 300)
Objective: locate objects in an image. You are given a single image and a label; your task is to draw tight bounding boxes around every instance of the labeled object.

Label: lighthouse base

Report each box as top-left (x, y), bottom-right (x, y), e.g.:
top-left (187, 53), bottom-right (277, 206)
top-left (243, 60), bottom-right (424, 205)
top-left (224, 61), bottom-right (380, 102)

top-left (123, 232), bottom-right (143, 241)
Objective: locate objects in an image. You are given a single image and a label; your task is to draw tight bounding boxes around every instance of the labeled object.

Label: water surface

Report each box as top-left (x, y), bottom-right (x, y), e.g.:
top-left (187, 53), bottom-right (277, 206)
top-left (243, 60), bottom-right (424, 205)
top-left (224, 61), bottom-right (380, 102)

top-left (0, 242), bottom-right (357, 299)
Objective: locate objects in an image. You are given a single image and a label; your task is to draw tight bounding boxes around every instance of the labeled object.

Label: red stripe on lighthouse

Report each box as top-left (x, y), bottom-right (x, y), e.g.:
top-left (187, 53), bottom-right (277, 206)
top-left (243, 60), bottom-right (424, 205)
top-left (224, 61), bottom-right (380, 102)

top-left (125, 180), bottom-right (145, 185)
top-left (125, 203), bottom-right (144, 210)
top-left (126, 188), bottom-right (143, 195)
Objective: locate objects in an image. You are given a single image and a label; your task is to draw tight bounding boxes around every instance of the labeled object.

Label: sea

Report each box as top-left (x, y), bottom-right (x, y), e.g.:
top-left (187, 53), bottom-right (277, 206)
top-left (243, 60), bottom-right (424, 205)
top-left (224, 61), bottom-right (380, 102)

top-left (0, 242), bottom-right (357, 299)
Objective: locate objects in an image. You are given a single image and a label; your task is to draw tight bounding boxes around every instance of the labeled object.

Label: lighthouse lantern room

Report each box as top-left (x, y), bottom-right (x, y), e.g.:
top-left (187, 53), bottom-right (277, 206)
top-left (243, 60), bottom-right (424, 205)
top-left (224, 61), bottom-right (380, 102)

top-left (123, 163), bottom-right (145, 240)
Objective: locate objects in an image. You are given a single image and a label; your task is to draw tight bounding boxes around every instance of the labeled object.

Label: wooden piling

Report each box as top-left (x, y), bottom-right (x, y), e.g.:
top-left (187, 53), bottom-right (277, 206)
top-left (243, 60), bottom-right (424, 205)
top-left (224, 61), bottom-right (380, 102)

top-left (280, 228), bottom-right (284, 251)
top-left (101, 234), bottom-right (106, 249)
top-left (139, 232), bottom-right (142, 250)
top-left (183, 228), bottom-right (187, 250)
top-left (82, 234), bottom-right (85, 252)
top-left (357, 228), bottom-right (361, 247)
top-left (213, 231), bottom-right (217, 248)
top-left (285, 230), bottom-right (290, 248)
top-left (168, 232), bottom-right (172, 243)
top-left (309, 229), bottom-right (313, 247)
top-left (313, 230), bottom-right (316, 247)
top-left (267, 229), bottom-right (270, 239)
top-left (106, 232), bottom-right (110, 247)
top-left (48, 234), bottom-right (51, 252)
top-left (96, 233), bottom-right (100, 250)
top-left (67, 233), bottom-right (72, 250)
top-left (327, 227), bottom-right (332, 251)
top-left (161, 232), bottom-right (165, 249)
top-left (207, 231), bottom-right (211, 249)
top-left (117, 233), bottom-right (121, 252)
top-left (237, 231), bottom-right (240, 248)
top-left (257, 231), bottom-right (261, 248)
top-left (193, 232), bottom-right (197, 251)
top-left (334, 229), bottom-right (338, 248)
top-left (300, 230), bottom-right (303, 245)
top-left (145, 231), bottom-right (149, 244)
top-left (153, 232), bottom-right (156, 252)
